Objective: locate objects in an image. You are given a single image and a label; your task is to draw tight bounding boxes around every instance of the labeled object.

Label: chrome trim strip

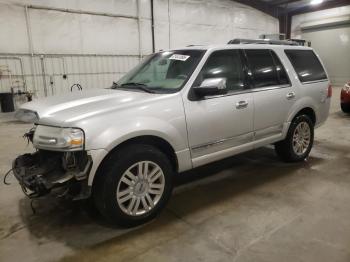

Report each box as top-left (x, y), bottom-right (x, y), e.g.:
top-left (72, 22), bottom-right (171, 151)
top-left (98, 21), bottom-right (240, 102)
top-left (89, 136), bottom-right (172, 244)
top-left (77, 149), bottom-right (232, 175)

top-left (199, 84), bottom-right (291, 100)
top-left (191, 139), bottom-right (225, 152)
top-left (250, 84), bottom-right (291, 93)
top-left (301, 79), bottom-right (328, 85)
top-left (191, 132), bottom-right (252, 152)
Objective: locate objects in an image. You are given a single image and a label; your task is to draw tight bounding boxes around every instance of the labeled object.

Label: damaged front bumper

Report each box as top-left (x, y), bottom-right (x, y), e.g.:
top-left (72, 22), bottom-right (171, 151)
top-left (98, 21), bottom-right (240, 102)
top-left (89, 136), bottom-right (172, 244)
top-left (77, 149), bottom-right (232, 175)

top-left (12, 150), bottom-right (92, 200)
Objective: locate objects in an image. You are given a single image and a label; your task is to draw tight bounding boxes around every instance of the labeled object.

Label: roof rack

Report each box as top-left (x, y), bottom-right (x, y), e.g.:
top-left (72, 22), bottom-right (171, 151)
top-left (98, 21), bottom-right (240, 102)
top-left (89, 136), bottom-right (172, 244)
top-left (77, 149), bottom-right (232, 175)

top-left (227, 38), bottom-right (298, 46)
top-left (186, 44), bottom-right (203, 47)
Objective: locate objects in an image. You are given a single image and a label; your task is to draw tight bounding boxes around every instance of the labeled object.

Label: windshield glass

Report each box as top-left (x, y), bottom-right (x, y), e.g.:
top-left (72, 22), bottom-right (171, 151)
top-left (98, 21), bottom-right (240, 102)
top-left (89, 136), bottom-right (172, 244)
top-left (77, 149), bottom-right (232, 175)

top-left (114, 50), bottom-right (205, 93)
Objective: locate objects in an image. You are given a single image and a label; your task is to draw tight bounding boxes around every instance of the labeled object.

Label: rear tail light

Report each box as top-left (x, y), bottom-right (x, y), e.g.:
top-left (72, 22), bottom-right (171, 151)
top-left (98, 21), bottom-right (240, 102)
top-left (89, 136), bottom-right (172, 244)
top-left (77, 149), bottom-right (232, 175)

top-left (327, 84), bottom-right (332, 98)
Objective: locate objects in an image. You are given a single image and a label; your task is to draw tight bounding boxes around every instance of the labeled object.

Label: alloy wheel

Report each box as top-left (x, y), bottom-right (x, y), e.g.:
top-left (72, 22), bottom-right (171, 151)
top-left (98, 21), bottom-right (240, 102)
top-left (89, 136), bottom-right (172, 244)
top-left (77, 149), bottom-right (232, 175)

top-left (116, 161), bottom-right (165, 216)
top-left (292, 122), bottom-right (311, 156)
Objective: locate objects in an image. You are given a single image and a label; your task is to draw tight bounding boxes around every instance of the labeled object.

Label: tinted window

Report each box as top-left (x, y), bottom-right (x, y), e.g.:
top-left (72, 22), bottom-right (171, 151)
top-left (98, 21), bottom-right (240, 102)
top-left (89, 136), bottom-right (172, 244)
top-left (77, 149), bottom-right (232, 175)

top-left (271, 51), bottom-right (290, 85)
top-left (285, 50), bottom-right (327, 83)
top-left (245, 49), bottom-right (279, 88)
top-left (194, 50), bottom-right (246, 93)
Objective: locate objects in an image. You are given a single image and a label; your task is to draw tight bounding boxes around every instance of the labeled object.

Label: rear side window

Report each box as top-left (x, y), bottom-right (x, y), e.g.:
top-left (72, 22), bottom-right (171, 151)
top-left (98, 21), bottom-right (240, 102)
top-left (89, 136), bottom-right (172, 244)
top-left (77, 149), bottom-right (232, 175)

top-left (245, 49), bottom-right (280, 88)
top-left (285, 50), bottom-right (327, 83)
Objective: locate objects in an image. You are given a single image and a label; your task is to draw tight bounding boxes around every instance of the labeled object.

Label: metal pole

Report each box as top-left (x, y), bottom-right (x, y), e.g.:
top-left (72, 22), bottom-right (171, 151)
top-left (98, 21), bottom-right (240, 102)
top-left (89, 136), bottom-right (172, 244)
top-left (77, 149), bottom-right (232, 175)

top-left (40, 55), bottom-right (48, 97)
top-left (150, 0), bottom-right (155, 53)
top-left (168, 0), bottom-right (171, 49)
top-left (24, 5), bottom-right (36, 94)
top-left (136, 0), bottom-right (143, 59)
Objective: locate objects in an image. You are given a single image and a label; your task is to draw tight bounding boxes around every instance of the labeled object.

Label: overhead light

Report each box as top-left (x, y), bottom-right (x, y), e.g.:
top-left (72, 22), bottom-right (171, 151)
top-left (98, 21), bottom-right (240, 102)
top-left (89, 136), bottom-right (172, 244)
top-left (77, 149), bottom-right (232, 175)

top-left (310, 0), bottom-right (323, 5)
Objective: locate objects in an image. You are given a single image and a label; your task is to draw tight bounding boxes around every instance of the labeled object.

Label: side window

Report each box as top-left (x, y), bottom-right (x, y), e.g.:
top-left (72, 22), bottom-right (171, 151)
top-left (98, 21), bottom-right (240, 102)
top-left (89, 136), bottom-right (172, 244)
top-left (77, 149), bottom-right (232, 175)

top-left (245, 49), bottom-right (279, 88)
top-left (194, 50), bottom-right (246, 93)
top-left (284, 50), bottom-right (327, 83)
top-left (271, 51), bottom-right (290, 85)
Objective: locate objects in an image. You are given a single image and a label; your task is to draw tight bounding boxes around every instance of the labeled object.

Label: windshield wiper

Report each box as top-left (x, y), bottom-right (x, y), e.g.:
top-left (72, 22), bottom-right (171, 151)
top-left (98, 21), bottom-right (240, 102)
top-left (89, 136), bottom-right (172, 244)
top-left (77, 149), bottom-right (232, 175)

top-left (121, 82), bottom-right (147, 87)
top-left (111, 81), bottom-right (120, 89)
top-left (120, 82), bottom-right (155, 93)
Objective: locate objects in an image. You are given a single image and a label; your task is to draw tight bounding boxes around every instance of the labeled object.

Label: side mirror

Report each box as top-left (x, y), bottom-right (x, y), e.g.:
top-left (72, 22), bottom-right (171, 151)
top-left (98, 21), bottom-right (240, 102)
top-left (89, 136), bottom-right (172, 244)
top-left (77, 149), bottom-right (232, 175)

top-left (193, 78), bottom-right (227, 97)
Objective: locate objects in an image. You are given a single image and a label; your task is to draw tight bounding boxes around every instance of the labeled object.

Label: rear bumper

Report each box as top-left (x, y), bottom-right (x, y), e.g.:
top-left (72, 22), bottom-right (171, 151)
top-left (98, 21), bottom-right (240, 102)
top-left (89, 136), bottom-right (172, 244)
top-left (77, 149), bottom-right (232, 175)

top-left (13, 150), bottom-right (92, 199)
top-left (315, 97), bottom-right (331, 128)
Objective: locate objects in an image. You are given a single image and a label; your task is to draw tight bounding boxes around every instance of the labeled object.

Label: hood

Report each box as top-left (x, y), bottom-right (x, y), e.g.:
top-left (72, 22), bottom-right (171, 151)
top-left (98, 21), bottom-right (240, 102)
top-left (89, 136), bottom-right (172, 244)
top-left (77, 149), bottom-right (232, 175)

top-left (16, 88), bottom-right (166, 126)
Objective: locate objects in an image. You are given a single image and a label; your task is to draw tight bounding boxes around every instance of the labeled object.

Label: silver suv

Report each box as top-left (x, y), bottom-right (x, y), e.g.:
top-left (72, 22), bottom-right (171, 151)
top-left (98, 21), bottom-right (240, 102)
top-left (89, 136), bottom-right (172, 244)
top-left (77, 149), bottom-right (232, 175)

top-left (13, 40), bottom-right (331, 227)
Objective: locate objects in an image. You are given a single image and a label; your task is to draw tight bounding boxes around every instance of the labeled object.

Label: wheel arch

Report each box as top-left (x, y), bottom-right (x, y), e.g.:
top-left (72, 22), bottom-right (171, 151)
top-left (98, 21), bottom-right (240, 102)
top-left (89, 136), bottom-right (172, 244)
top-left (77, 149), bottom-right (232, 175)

top-left (90, 135), bottom-right (179, 188)
top-left (293, 107), bottom-right (316, 125)
top-left (282, 105), bottom-right (317, 139)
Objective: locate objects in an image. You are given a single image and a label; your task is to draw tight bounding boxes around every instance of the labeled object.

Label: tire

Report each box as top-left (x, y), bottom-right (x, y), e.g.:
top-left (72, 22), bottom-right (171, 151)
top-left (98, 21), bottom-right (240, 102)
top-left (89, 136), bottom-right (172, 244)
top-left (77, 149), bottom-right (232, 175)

top-left (275, 115), bottom-right (314, 162)
top-left (93, 144), bottom-right (174, 227)
top-left (341, 103), bottom-right (350, 113)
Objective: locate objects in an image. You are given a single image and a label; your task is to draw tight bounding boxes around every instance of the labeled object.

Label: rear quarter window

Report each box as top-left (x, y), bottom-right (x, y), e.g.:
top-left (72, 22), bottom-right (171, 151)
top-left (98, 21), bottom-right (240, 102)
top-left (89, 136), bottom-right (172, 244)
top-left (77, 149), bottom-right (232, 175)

top-left (284, 50), bottom-right (327, 83)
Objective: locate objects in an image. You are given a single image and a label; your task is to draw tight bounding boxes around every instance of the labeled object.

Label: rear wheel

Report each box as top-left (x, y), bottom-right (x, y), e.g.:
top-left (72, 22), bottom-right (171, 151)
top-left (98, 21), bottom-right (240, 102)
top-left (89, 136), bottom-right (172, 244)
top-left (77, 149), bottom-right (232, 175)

top-left (93, 144), bottom-right (174, 227)
top-left (275, 115), bottom-right (314, 162)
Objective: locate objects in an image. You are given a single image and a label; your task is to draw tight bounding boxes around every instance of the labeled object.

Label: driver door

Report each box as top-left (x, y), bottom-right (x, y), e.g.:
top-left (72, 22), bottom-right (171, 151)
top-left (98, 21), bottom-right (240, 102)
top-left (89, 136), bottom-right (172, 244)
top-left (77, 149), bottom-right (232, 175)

top-left (183, 49), bottom-right (254, 167)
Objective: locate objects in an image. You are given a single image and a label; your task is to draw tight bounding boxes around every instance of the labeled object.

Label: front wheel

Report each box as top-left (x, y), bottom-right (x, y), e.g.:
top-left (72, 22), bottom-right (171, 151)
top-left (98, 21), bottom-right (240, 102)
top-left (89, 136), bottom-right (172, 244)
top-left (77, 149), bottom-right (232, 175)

top-left (93, 144), bottom-right (174, 227)
top-left (275, 115), bottom-right (314, 162)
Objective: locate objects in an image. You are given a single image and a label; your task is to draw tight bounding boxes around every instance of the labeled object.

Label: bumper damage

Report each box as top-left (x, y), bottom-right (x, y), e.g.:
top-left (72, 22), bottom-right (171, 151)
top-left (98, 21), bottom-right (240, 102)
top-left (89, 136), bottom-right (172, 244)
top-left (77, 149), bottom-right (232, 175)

top-left (12, 150), bottom-right (92, 200)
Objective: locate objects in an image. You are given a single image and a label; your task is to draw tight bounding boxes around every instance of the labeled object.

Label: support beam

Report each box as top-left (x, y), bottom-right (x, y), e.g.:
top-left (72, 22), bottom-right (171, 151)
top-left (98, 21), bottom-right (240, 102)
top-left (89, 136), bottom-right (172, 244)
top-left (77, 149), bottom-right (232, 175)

top-left (232, 0), bottom-right (282, 18)
top-left (279, 13), bottom-right (292, 39)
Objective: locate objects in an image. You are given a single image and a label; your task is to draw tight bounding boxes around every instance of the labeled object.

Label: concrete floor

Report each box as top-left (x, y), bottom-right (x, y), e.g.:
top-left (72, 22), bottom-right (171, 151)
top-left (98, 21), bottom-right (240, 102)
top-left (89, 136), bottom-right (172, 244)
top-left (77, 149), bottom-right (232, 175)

top-left (0, 87), bottom-right (349, 262)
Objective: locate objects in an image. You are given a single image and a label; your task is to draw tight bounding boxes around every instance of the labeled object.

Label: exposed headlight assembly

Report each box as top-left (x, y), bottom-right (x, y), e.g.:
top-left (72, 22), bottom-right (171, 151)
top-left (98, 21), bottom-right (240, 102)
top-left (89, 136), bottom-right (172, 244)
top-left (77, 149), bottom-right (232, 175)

top-left (33, 125), bottom-right (85, 151)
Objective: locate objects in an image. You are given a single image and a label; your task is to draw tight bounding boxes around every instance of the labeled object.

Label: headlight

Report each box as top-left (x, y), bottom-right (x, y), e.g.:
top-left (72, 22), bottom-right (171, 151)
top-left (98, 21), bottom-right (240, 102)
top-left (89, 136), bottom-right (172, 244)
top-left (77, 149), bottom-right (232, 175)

top-left (33, 125), bottom-right (84, 151)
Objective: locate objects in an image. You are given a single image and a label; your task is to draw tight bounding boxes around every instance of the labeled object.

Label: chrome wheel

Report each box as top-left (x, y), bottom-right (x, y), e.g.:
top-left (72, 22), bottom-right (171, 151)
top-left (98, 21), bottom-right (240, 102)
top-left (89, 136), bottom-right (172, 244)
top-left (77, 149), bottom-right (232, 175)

top-left (292, 122), bottom-right (311, 156)
top-left (116, 161), bottom-right (165, 216)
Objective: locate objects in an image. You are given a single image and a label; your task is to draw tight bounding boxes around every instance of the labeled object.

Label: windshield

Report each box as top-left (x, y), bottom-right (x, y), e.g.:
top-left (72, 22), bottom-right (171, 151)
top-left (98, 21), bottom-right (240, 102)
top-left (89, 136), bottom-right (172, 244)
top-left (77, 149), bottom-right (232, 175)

top-left (114, 50), bottom-right (205, 93)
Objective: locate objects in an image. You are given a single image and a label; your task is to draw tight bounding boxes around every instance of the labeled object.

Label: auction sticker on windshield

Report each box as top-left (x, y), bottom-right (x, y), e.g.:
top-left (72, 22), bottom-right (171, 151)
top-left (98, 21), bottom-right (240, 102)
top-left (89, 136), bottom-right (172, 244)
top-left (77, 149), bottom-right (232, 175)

top-left (169, 54), bottom-right (190, 61)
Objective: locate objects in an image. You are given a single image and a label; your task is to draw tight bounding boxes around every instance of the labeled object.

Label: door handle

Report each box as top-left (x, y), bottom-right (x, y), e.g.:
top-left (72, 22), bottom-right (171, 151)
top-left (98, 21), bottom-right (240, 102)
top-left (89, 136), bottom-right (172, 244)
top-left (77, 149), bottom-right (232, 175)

top-left (236, 100), bottom-right (248, 109)
top-left (286, 92), bottom-right (296, 100)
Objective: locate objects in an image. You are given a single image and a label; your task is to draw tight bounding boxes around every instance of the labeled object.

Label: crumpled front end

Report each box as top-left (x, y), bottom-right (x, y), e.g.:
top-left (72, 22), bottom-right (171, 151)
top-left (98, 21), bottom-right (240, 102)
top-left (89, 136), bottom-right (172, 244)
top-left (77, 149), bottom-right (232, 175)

top-left (12, 149), bottom-right (92, 200)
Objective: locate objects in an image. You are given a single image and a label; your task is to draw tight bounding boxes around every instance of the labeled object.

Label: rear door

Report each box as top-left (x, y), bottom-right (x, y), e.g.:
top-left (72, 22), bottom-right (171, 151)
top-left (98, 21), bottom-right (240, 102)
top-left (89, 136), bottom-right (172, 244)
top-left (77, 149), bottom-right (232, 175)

top-left (244, 49), bottom-right (296, 144)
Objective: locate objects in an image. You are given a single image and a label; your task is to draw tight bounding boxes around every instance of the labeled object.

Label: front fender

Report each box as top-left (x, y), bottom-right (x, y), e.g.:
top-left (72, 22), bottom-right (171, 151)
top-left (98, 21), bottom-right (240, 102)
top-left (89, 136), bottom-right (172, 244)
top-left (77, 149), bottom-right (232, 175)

top-left (83, 115), bottom-right (188, 153)
top-left (85, 116), bottom-right (189, 186)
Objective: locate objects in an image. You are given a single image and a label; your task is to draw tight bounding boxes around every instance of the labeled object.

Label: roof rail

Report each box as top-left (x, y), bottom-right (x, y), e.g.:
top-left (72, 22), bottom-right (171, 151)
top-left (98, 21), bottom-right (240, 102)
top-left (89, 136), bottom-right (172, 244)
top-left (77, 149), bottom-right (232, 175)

top-left (227, 38), bottom-right (298, 46)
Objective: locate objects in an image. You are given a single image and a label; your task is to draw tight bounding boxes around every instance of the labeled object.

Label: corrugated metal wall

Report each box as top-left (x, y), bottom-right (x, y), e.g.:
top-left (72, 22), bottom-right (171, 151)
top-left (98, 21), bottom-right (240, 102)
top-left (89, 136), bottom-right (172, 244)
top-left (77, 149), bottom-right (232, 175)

top-left (0, 53), bottom-right (140, 96)
top-left (0, 0), bottom-right (279, 100)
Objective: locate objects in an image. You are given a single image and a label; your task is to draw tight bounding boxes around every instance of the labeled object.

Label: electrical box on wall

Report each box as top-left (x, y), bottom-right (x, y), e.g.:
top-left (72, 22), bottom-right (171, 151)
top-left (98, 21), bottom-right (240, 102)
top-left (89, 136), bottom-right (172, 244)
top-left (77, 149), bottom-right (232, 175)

top-left (259, 34), bottom-right (286, 40)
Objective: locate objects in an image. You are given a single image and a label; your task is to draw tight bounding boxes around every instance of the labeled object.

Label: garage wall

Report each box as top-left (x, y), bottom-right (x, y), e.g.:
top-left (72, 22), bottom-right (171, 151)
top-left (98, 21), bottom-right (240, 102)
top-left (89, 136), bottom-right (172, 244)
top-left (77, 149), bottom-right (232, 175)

top-left (0, 0), bottom-right (278, 98)
top-left (291, 6), bottom-right (350, 85)
top-left (291, 5), bottom-right (350, 38)
top-left (154, 0), bottom-right (278, 50)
